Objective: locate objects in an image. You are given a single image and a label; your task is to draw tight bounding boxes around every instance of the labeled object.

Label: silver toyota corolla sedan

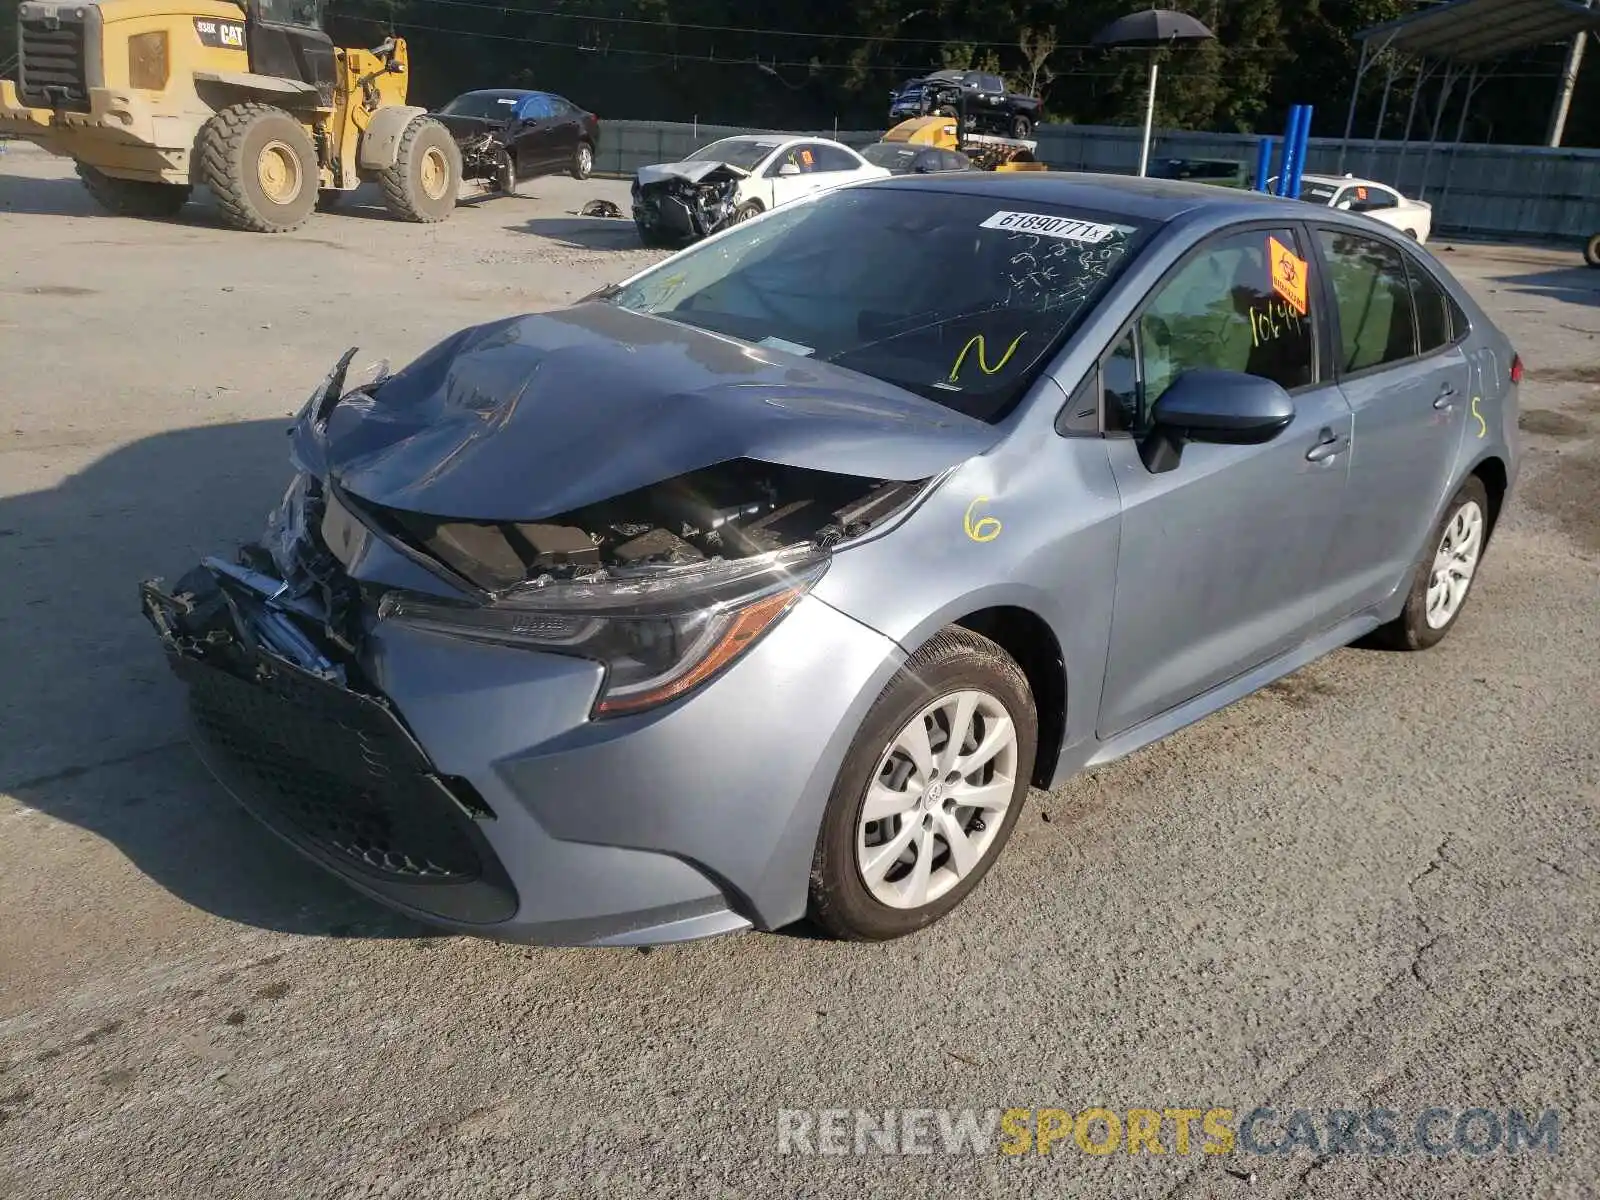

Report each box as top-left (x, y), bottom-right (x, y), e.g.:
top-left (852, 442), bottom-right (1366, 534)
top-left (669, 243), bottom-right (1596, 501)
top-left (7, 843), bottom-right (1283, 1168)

top-left (141, 172), bottom-right (1521, 946)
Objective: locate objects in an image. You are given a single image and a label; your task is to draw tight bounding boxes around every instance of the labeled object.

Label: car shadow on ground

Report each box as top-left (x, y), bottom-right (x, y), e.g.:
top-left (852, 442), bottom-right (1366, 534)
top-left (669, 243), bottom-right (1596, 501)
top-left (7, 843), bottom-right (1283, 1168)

top-left (515, 215), bottom-right (646, 251)
top-left (0, 417), bottom-right (437, 941)
top-left (1487, 264), bottom-right (1600, 308)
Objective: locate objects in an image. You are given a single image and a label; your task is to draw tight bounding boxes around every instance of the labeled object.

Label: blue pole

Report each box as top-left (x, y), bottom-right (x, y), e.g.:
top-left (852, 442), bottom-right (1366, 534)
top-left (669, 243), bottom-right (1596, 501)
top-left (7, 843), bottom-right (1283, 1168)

top-left (1291, 104), bottom-right (1316, 198)
top-left (1277, 105), bottom-right (1304, 196)
top-left (1254, 136), bottom-right (1275, 192)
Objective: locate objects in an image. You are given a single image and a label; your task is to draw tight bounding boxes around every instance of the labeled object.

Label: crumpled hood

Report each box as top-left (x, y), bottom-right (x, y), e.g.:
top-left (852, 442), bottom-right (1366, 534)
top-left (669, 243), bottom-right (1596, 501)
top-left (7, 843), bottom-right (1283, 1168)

top-left (635, 160), bottom-right (751, 187)
top-left (295, 303), bottom-right (1000, 522)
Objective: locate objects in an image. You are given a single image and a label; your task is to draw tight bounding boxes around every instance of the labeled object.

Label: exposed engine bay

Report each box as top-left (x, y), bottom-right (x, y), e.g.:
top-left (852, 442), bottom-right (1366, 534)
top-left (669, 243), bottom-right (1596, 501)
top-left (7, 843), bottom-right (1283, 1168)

top-left (631, 162), bottom-right (746, 243)
top-left (458, 131), bottom-right (514, 191)
top-left (333, 459), bottom-right (925, 596)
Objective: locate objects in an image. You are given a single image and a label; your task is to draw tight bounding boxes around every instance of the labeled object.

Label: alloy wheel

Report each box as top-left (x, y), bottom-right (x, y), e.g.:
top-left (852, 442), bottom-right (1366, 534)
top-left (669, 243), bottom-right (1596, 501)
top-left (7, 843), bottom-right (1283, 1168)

top-left (856, 690), bottom-right (1020, 909)
top-left (1425, 499), bottom-right (1484, 628)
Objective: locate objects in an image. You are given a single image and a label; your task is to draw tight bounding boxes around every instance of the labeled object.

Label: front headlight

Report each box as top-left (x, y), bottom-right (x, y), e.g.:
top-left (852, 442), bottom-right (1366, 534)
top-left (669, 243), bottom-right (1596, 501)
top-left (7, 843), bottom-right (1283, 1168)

top-left (377, 546), bottom-right (830, 717)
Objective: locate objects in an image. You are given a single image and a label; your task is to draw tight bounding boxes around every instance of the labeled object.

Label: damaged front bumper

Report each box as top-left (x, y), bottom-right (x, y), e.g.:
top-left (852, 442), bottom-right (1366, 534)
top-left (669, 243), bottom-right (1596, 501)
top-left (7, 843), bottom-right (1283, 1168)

top-left (630, 161), bottom-right (746, 243)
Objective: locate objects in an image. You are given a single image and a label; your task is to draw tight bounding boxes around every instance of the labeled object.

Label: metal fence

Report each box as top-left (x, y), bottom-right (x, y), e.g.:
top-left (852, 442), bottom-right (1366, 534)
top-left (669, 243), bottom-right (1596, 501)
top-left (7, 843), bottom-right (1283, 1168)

top-left (594, 119), bottom-right (1600, 241)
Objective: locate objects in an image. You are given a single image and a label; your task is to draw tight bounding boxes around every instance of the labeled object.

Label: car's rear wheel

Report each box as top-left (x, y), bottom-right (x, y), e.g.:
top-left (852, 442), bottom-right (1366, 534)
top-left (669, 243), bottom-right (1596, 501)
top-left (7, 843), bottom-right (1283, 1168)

top-left (1010, 114), bottom-right (1034, 139)
top-left (571, 139), bottom-right (594, 180)
top-left (1584, 231), bottom-right (1600, 267)
top-left (808, 627), bottom-right (1037, 941)
top-left (1373, 475), bottom-right (1490, 650)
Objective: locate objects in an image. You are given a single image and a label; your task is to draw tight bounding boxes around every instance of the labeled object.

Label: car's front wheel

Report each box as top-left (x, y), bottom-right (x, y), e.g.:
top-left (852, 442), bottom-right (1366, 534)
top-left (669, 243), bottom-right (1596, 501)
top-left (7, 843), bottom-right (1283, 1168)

top-left (1374, 474), bottom-right (1491, 650)
top-left (1584, 231), bottom-right (1600, 267)
top-left (808, 627), bottom-right (1037, 941)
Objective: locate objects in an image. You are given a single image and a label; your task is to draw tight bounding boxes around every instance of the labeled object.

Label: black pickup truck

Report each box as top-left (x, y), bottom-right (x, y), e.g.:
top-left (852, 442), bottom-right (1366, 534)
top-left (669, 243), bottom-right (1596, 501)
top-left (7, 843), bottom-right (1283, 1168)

top-left (887, 70), bottom-right (1042, 139)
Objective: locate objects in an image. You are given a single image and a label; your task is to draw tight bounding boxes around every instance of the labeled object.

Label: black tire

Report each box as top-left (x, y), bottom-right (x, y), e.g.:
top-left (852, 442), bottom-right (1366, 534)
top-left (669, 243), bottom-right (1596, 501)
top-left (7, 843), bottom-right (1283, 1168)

top-left (634, 218), bottom-right (675, 249)
top-left (1372, 474), bottom-right (1491, 651)
top-left (570, 138), bottom-right (594, 181)
top-left (729, 200), bottom-right (763, 225)
top-left (197, 103), bottom-right (319, 233)
top-left (76, 163), bottom-right (191, 218)
top-left (379, 115), bottom-right (460, 223)
top-left (1584, 232), bottom-right (1600, 268)
top-left (807, 627), bottom-right (1038, 942)
top-left (1010, 114), bottom-right (1034, 139)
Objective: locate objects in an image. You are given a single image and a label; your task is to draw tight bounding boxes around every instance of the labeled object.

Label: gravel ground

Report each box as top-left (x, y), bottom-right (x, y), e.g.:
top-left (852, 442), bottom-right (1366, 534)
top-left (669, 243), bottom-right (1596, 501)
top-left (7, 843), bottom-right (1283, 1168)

top-left (1, 144), bottom-right (1597, 1199)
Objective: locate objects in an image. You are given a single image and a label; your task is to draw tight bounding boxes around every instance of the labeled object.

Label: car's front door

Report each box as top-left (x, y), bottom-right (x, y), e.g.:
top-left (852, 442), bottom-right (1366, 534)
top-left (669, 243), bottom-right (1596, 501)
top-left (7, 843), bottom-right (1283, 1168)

top-left (509, 93), bottom-right (560, 176)
top-left (1309, 225), bottom-right (1473, 620)
top-left (1097, 223), bottom-right (1354, 738)
top-left (766, 143), bottom-right (828, 208)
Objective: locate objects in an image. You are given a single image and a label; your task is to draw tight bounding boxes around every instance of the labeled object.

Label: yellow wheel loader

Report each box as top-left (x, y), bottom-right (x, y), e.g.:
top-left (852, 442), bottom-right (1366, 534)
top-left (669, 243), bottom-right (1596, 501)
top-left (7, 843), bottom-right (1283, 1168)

top-left (0, 0), bottom-right (461, 232)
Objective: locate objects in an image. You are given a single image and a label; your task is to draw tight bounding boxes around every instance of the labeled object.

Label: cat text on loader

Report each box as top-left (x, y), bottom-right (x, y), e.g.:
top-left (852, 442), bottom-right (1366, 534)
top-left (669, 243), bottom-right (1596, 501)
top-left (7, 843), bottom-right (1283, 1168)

top-left (881, 115), bottom-right (1048, 172)
top-left (0, 0), bottom-right (462, 232)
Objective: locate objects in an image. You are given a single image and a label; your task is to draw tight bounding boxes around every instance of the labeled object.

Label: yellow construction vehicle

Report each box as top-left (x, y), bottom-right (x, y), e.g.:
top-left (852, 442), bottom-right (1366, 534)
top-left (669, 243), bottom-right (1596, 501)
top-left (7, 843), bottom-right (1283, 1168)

top-left (0, 0), bottom-right (461, 232)
top-left (880, 115), bottom-right (1048, 172)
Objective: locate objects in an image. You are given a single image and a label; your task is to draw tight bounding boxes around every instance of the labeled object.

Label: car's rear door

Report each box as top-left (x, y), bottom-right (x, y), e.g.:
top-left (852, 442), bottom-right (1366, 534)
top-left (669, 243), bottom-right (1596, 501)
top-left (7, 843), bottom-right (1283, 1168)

top-left (1308, 224), bottom-right (1473, 621)
top-left (1096, 221), bottom-right (1354, 738)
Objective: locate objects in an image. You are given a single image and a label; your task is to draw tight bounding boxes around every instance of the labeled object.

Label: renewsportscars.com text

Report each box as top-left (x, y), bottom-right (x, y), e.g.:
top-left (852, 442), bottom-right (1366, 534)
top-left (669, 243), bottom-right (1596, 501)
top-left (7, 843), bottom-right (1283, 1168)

top-left (776, 1106), bottom-right (1562, 1158)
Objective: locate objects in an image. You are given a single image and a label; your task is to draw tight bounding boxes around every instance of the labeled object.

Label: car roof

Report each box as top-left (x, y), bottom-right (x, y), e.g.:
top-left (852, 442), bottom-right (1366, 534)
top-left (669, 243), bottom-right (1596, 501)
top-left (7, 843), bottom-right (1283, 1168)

top-left (856, 170), bottom-right (1313, 224)
top-left (1301, 173), bottom-right (1393, 189)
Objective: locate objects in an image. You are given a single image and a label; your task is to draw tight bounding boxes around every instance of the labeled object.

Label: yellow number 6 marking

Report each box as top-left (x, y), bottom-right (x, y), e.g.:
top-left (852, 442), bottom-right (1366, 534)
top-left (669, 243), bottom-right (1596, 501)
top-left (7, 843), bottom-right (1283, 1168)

top-left (964, 496), bottom-right (1002, 543)
top-left (1471, 395), bottom-right (1487, 439)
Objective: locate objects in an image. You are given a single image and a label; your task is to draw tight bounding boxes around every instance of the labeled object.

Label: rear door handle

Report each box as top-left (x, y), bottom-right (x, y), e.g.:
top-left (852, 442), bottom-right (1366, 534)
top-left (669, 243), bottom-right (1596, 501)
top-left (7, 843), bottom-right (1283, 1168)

top-left (1306, 428), bottom-right (1349, 462)
top-left (1434, 384), bottom-right (1458, 410)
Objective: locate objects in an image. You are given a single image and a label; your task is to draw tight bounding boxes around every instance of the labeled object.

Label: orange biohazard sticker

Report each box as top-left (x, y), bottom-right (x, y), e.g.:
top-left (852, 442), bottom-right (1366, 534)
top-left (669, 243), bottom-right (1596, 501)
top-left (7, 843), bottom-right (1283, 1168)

top-left (1269, 236), bottom-right (1309, 316)
top-left (800, 149), bottom-right (814, 166)
top-left (1356, 185), bottom-right (1369, 200)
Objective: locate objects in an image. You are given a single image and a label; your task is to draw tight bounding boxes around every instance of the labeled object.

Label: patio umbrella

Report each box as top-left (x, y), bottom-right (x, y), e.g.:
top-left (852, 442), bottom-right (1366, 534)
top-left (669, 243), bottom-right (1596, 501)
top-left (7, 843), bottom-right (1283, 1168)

top-left (1092, 9), bottom-right (1217, 178)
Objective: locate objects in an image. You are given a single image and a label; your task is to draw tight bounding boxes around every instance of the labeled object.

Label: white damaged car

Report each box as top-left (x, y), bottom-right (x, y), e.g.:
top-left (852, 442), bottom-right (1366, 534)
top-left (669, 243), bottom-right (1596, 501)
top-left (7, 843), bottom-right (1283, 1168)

top-left (631, 135), bottom-right (890, 247)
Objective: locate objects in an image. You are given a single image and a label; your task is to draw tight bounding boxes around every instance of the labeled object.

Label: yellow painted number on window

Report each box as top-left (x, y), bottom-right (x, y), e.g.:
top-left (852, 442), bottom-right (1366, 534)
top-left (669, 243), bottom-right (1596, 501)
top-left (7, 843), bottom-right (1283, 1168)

top-left (1471, 395), bottom-right (1487, 438)
top-left (963, 496), bottom-right (1002, 543)
top-left (948, 332), bottom-right (1027, 384)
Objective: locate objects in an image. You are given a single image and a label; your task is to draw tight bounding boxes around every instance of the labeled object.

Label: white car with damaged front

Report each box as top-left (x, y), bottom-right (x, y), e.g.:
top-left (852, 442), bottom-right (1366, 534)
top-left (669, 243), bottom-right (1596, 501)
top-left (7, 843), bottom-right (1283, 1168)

top-left (631, 135), bottom-right (891, 247)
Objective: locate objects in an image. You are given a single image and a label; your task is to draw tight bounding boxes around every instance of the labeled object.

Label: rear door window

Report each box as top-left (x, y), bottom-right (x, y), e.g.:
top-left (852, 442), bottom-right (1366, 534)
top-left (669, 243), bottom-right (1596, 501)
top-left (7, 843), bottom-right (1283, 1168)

top-left (1316, 228), bottom-right (1418, 372)
top-left (1405, 256), bottom-right (1454, 354)
top-left (811, 144), bottom-right (863, 173)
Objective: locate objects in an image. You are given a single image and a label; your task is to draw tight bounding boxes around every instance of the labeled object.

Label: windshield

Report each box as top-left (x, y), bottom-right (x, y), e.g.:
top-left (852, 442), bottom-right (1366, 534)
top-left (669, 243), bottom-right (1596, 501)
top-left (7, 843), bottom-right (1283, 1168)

top-left (440, 92), bottom-right (524, 119)
top-left (607, 186), bottom-right (1153, 423)
top-left (861, 143), bottom-right (919, 171)
top-left (254, 0), bottom-right (322, 26)
top-left (682, 138), bottom-right (785, 171)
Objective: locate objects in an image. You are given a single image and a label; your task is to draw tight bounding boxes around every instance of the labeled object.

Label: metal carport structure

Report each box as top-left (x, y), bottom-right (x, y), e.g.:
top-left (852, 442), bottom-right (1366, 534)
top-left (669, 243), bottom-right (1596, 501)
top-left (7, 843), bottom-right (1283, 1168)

top-left (1337, 0), bottom-right (1600, 188)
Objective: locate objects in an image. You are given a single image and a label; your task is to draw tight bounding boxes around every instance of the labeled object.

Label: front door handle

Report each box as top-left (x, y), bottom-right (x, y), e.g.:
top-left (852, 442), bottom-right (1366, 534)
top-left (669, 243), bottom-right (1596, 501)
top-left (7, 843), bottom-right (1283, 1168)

top-left (1305, 428), bottom-right (1349, 462)
top-left (1433, 383), bottom-right (1458, 410)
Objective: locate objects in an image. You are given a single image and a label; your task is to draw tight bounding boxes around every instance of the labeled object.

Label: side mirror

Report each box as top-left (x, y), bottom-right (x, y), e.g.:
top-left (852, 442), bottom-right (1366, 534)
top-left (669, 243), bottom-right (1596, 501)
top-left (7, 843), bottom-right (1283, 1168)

top-left (777, 162), bottom-right (801, 177)
top-left (1139, 369), bottom-right (1295, 473)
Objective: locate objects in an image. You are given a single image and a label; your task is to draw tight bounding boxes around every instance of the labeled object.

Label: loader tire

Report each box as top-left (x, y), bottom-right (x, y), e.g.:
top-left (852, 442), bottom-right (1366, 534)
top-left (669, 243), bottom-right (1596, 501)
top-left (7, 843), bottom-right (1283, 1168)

top-left (378, 116), bottom-right (460, 223)
top-left (197, 103), bottom-right (319, 233)
top-left (76, 164), bottom-right (191, 219)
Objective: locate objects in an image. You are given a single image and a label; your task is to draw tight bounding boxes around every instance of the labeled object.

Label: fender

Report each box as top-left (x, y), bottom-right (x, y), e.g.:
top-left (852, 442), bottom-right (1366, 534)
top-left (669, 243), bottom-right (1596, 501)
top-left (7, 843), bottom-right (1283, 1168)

top-left (193, 72), bottom-right (320, 98)
top-left (357, 105), bottom-right (429, 171)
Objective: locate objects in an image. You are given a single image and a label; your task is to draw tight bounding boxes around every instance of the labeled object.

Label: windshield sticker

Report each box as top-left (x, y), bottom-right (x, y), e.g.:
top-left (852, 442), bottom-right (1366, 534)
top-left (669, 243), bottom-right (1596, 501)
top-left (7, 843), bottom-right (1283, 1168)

top-left (963, 496), bottom-right (1002, 543)
top-left (980, 211), bottom-right (1120, 242)
top-left (1269, 236), bottom-right (1309, 315)
top-left (947, 332), bottom-right (1027, 384)
top-left (496, 98), bottom-right (517, 105)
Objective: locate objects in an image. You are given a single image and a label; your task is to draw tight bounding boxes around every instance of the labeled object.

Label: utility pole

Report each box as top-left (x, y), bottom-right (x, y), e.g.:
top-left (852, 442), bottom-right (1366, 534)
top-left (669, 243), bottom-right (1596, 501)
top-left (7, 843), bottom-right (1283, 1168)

top-left (1546, 24), bottom-right (1590, 146)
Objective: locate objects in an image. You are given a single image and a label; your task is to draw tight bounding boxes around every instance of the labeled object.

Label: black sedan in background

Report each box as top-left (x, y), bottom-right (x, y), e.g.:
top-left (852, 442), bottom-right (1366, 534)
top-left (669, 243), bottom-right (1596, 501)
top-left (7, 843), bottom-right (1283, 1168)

top-left (860, 141), bottom-right (974, 175)
top-left (432, 88), bottom-right (602, 190)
